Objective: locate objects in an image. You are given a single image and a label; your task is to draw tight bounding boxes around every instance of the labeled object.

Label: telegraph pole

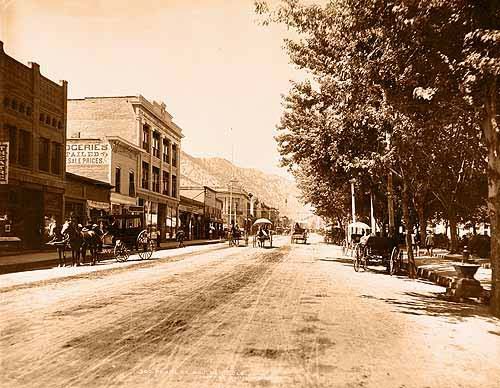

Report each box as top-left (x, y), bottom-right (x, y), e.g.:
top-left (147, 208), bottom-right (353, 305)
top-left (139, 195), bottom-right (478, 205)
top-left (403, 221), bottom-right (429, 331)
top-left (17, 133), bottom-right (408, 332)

top-left (350, 179), bottom-right (356, 224)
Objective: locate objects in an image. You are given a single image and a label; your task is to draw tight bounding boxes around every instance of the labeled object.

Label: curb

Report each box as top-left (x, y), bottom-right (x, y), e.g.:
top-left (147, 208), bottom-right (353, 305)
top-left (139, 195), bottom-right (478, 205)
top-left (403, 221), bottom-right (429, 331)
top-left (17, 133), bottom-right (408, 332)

top-left (0, 240), bottom-right (225, 275)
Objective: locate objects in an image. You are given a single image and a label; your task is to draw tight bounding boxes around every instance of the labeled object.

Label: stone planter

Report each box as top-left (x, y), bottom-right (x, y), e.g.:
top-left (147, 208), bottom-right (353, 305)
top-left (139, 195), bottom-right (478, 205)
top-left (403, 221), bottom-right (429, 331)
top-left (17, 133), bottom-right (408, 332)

top-left (453, 263), bottom-right (480, 279)
top-left (448, 263), bottom-right (483, 299)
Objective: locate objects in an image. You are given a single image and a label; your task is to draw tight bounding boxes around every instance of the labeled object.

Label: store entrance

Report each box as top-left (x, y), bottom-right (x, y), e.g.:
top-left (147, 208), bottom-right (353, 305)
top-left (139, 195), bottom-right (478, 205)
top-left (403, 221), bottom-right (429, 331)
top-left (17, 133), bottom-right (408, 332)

top-left (21, 189), bottom-right (43, 249)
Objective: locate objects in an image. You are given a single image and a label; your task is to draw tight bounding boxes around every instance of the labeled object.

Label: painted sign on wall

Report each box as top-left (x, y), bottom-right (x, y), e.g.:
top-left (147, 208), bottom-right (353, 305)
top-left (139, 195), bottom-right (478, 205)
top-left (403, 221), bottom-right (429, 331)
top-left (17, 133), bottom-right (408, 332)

top-left (0, 142), bottom-right (9, 184)
top-left (66, 141), bottom-right (109, 166)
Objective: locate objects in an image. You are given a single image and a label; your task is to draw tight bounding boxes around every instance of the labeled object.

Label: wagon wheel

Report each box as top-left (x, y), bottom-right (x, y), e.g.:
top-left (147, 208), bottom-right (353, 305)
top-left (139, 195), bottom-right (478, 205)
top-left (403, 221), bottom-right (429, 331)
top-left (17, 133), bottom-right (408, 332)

top-left (137, 230), bottom-right (154, 260)
top-left (389, 246), bottom-right (400, 275)
top-left (114, 240), bottom-right (129, 262)
top-left (354, 244), bottom-right (362, 272)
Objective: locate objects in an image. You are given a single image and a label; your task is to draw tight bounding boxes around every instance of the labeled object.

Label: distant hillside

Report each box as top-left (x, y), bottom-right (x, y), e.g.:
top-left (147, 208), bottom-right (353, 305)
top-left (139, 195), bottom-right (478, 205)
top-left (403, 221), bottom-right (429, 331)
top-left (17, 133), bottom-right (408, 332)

top-left (180, 151), bottom-right (305, 219)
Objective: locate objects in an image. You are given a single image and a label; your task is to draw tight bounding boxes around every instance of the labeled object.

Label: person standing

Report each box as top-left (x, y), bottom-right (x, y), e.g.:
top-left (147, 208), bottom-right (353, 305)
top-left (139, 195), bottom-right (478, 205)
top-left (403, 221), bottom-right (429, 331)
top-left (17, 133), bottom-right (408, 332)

top-left (425, 231), bottom-right (434, 257)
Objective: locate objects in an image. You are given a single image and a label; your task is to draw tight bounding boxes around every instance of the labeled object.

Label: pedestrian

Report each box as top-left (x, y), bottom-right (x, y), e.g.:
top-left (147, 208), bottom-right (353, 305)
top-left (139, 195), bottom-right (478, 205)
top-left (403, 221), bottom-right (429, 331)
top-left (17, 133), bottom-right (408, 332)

top-left (425, 231), bottom-right (434, 257)
top-left (176, 229), bottom-right (185, 248)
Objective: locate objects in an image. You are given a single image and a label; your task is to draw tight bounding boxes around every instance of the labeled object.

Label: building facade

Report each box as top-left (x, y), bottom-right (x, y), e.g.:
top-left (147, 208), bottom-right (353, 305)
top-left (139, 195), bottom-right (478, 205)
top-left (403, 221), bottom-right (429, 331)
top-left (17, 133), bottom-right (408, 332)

top-left (216, 185), bottom-right (251, 230)
top-left (65, 172), bottom-right (112, 226)
top-left (67, 95), bottom-right (183, 241)
top-left (0, 42), bottom-right (67, 249)
top-left (180, 185), bottom-right (224, 239)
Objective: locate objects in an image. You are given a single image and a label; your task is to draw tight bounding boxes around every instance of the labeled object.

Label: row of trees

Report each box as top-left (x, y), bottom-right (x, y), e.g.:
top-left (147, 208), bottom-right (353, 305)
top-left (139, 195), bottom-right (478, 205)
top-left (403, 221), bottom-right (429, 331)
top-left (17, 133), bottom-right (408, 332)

top-left (256, 0), bottom-right (499, 316)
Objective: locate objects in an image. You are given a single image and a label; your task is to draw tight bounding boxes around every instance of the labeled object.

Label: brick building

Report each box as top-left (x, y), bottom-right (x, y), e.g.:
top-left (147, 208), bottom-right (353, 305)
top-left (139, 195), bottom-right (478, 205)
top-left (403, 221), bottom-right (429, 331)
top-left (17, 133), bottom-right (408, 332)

top-left (67, 95), bottom-right (182, 241)
top-left (0, 42), bottom-right (67, 249)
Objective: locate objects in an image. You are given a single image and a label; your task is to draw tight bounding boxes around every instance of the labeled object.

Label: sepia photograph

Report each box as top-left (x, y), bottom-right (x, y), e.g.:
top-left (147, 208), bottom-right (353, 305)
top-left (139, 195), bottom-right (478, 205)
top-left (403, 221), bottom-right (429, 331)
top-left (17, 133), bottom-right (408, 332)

top-left (0, 0), bottom-right (499, 387)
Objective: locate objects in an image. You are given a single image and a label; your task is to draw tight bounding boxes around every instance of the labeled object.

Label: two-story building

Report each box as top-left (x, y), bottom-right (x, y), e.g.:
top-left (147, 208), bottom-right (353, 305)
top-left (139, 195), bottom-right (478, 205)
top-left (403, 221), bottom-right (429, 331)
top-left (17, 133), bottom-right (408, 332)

top-left (0, 41), bottom-right (67, 249)
top-left (67, 95), bottom-right (183, 241)
top-left (216, 183), bottom-right (251, 230)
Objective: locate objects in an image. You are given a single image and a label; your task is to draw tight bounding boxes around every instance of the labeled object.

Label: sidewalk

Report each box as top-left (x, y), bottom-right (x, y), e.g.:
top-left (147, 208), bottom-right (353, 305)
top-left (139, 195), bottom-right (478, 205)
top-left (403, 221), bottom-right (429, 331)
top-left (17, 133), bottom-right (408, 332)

top-left (0, 238), bottom-right (226, 275)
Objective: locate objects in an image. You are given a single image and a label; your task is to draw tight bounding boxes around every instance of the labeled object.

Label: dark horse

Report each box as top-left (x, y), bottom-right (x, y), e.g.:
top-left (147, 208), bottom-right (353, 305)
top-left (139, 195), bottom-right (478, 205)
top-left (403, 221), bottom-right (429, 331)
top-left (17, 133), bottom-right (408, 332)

top-left (61, 221), bottom-right (102, 266)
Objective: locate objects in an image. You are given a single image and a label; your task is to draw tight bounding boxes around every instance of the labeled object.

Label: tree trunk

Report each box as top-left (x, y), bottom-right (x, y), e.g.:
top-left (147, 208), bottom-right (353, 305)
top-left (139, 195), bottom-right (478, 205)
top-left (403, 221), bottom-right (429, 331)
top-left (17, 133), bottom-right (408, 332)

top-left (402, 181), bottom-right (416, 278)
top-left (415, 198), bottom-right (427, 248)
top-left (449, 212), bottom-right (459, 254)
top-left (482, 76), bottom-right (499, 318)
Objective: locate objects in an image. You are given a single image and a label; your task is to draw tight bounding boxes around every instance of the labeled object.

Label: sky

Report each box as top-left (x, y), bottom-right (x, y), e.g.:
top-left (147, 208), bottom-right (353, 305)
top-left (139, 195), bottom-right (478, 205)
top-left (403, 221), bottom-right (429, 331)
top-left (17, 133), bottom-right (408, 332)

top-left (0, 0), bottom-right (301, 178)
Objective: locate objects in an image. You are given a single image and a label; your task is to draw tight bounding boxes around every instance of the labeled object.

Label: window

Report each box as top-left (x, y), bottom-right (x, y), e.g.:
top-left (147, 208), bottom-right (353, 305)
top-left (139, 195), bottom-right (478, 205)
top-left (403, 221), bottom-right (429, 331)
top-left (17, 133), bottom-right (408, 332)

top-left (39, 138), bottom-right (50, 172)
top-left (162, 139), bottom-right (170, 163)
top-left (115, 167), bottom-right (121, 193)
top-left (11, 99), bottom-right (17, 110)
top-left (26, 106), bottom-right (32, 116)
top-left (51, 142), bottom-right (62, 175)
top-left (19, 103), bottom-right (25, 114)
top-left (8, 126), bottom-right (17, 164)
top-left (39, 113), bottom-right (45, 123)
top-left (162, 171), bottom-right (170, 196)
top-left (129, 171), bottom-right (135, 197)
top-left (152, 167), bottom-right (160, 193)
top-left (152, 132), bottom-right (160, 158)
top-left (18, 130), bottom-right (32, 168)
top-left (172, 175), bottom-right (177, 198)
top-left (3, 97), bottom-right (9, 108)
top-left (45, 115), bottom-right (50, 125)
top-left (172, 144), bottom-right (178, 167)
top-left (142, 125), bottom-right (150, 151)
top-left (52, 118), bottom-right (57, 127)
top-left (142, 161), bottom-right (149, 189)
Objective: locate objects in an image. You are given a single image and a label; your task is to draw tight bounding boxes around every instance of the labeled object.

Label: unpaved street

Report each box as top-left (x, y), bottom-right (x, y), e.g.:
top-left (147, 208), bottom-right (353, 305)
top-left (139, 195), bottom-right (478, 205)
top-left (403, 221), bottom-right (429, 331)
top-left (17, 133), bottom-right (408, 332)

top-left (1, 236), bottom-right (500, 388)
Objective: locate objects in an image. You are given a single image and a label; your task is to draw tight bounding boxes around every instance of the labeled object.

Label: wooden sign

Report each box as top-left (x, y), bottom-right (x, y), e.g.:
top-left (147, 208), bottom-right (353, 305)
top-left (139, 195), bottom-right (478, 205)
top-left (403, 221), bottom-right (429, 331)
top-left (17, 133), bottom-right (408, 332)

top-left (0, 142), bottom-right (9, 184)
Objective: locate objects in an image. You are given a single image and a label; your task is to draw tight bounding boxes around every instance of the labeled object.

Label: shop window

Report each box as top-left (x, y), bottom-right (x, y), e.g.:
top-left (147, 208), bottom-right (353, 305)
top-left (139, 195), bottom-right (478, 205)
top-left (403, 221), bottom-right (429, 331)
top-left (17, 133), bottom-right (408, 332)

top-left (162, 139), bottom-right (170, 163)
top-left (51, 142), bottom-right (62, 175)
top-left (115, 167), bottom-right (121, 193)
top-left (142, 161), bottom-right (150, 189)
top-left (8, 126), bottom-right (17, 164)
top-left (152, 167), bottom-right (160, 193)
top-left (172, 144), bottom-right (178, 167)
top-left (172, 175), bottom-right (177, 198)
top-left (129, 171), bottom-right (135, 197)
top-left (142, 125), bottom-right (150, 151)
top-left (18, 130), bottom-right (32, 168)
top-left (162, 171), bottom-right (170, 196)
top-left (39, 138), bottom-right (50, 172)
top-left (152, 132), bottom-right (160, 158)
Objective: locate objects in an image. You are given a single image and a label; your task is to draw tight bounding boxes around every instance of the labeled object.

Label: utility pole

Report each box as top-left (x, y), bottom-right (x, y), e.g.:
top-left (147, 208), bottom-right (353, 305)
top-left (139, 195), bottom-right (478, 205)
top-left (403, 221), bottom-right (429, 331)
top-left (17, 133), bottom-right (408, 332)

top-left (350, 178), bottom-right (356, 224)
top-left (370, 191), bottom-right (376, 234)
top-left (386, 132), bottom-right (395, 237)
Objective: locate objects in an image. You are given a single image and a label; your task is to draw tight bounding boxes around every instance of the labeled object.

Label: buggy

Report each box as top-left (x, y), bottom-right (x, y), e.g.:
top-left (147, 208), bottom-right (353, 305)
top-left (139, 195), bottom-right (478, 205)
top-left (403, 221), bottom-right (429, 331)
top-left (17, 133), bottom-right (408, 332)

top-left (353, 235), bottom-right (403, 275)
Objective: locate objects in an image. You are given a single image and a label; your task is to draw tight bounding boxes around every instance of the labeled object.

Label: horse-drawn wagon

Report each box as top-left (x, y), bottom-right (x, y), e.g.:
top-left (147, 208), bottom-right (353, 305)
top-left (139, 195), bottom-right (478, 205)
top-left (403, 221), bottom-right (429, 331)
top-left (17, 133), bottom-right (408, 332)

top-left (353, 235), bottom-right (403, 275)
top-left (291, 222), bottom-right (308, 244)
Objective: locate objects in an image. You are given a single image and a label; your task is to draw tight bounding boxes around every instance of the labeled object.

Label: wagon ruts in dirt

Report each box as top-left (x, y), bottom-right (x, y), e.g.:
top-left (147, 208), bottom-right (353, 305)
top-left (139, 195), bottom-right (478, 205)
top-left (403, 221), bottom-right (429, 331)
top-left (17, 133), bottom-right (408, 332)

top-left (353, 235), bottom-right (403, 275)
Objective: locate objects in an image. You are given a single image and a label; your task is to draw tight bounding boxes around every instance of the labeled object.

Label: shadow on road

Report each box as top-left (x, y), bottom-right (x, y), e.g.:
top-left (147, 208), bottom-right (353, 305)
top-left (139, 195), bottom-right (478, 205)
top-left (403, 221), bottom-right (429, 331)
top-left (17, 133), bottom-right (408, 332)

top-left (360, 292), bottom-right (498, 323)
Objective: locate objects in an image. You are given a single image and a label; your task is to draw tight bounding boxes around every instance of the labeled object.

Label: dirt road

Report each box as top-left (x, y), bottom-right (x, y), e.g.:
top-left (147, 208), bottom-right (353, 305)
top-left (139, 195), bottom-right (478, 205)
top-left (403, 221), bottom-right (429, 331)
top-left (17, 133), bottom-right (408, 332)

top-left (1, 236), bottom-right (499, 387)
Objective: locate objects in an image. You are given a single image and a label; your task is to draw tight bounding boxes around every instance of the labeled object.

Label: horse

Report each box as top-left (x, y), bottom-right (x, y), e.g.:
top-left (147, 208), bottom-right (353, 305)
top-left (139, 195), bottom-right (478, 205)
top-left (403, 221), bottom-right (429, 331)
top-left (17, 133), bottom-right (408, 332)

top-left (47, 222), bottom-right (68, 267)
top-left (61, 220), bottom-right (83, 266)
top-left (80, 224), bottom-right (103, 265)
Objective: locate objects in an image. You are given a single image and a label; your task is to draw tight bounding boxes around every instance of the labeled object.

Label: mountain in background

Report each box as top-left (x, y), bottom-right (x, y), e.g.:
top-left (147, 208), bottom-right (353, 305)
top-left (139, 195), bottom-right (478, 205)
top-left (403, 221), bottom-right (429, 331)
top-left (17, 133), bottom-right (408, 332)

top-left (180, 151), bottom-right (308, 220)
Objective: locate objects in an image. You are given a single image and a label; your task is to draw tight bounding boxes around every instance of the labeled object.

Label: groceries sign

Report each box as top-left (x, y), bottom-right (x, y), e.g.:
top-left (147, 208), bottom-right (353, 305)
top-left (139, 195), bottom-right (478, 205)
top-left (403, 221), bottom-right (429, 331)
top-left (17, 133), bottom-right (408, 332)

top-left (66, 140), bottom-right (109, 166)
top-left (0, 142), bottom-right (8, 184)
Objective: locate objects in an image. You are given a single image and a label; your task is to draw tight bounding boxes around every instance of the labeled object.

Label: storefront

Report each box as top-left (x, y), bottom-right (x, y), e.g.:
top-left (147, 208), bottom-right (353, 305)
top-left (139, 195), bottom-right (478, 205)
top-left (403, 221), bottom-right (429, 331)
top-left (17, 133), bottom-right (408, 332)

top-left (179, 196), bottom-right (204, 240)
top-left (64, 172), bottom-right (112, 226)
